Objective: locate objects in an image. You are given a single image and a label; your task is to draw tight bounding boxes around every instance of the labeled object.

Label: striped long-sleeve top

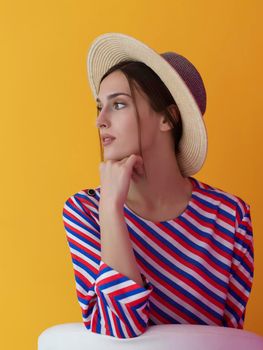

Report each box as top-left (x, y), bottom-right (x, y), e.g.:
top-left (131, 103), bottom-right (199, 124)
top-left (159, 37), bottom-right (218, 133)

top-left (62, 176), bottom-right (254, 338)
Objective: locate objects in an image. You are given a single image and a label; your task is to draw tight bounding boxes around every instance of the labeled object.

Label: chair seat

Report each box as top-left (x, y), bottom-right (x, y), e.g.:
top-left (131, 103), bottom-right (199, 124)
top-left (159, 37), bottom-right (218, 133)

top-left (38, 322), bottom-right (263, 350)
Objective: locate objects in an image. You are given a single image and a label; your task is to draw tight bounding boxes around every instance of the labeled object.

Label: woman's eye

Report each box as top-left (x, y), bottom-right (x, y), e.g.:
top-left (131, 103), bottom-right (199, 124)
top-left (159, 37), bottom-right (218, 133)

top-left (113, 102), bottom-right (125, 110)
top-left (96, 102), bottom-right (125, 112)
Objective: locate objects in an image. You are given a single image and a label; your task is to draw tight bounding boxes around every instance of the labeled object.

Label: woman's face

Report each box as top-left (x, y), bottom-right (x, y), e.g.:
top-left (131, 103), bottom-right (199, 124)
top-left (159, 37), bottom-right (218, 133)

top-left (96, 70), bottom-right (161, 161)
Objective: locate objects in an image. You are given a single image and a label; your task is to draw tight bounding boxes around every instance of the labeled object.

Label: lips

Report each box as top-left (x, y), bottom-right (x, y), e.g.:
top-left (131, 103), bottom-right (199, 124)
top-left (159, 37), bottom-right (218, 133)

top-left (102, 137), bottom-right (115, 146)
top-left (101, 133), bottom-right (116, 146)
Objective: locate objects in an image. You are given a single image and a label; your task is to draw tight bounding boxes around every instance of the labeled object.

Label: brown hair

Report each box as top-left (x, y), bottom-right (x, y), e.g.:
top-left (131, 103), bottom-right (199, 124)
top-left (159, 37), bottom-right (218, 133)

top-left (96, 60), bottom-right (183, 176)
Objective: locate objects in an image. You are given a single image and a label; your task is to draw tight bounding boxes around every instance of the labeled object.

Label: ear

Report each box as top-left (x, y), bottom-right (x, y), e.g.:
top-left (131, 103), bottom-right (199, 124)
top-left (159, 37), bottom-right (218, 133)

top-left (159, 104), bottom-right (178, 131)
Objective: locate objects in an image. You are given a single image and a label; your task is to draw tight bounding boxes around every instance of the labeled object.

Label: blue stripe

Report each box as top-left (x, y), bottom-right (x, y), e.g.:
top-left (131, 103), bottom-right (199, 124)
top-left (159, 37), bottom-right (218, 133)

top-left (83, 322), bottom-right (91, 331)
top-left (200, 190), bottom-right (238, 208)
top-left (97, 267), bottom-right (148, 334)
top-left (164, 218), bottom-right (233, 265)
top-left (229, 287), bottom-right (246, 307)
top-left (129, 223), bottom-right (228, 291)
top-left (152, 287), bottom-right (208, 324)
top-left (64, 197), bottom-right (100, 232)
top-left (75, 192), bottom-right (100, 221)
top-left (95, 308), bottom-right (101, 334)
top-left (137, 254), bottom-right (222, 320)
top-left (98, 290), bottom-right (114, 336)
top-left (66, 226), bottom-right (100, 252)
top-left (99, 286), bottom-right (137, 337)
top-left (235, 236), bottom-right (252, 251)
top-left (75, 275), bottom-right (90, 294)
top-left (232, 251), bottom-right (253, 275)
top-left (63, 210), bottom-right (99, 238)
top-left (78, 191), bottom-right (100, 203)
top-left (192, 193), bottom-right (236, 223)
top-left (236, 204), bottom-right (244, 223)
top-left (82, 301), bottom-right (95, 319)
top-left (150, 302), bottom-right (180, 323)
top-left (69, 240), bottom-right (100, 265)
top-left (63, 210), bottom-right (98, 237)
top-left (238, 220), bottom-right (252, 236)
top-left (186, 205), bottom-right (234, 243)
top-left (225, 303), bottom-right (239, 324)
top-left (187, 203), bottom-right (235, 226)
top-left (180, 218), bottom-right (233, 258)
top-left (115, 316), bottom-right (125, 338)
top-left (129, 300), bottom-right (148, 329)
top-left (98, 273), bottom-right (145, 296)
top-left (72, 256), bottom-right (97, 280)
top-left (230, 267), bottom-right (252, 292)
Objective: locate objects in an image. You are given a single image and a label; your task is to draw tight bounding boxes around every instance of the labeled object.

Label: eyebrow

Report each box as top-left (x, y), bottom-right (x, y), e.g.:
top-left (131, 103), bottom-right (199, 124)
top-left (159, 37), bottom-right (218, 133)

top-left (96, 93), bottom-right (131, 103)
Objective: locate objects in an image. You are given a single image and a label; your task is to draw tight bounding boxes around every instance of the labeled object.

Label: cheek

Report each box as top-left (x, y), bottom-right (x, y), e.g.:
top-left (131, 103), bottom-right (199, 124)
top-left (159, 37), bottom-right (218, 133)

top-left (118, 116), bottom-right (139, 139)
top-left (140, 122), bottom-right (158, 148)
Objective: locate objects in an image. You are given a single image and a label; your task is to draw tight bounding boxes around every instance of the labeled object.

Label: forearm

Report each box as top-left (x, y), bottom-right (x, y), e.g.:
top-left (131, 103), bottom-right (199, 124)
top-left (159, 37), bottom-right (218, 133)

top-left (99, 201), bottom-right (144, 287)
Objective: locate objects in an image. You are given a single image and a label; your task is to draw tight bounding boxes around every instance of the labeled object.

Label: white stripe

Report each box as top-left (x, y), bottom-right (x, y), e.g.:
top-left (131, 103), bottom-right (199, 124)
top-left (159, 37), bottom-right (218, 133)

top-left (136, 302), bottom-right (149, 325)
top-left (103, 294), bottom-right (141, 335)
top-left (69, 243), bottom-right (99, 270)
top-left (96, 265), bottom-right (152, 299)
top-left (194, 191), bottom-right (221, 207)
top-left (149, 315), bottom-right (161, 325)
top-left (151, 294), bottom-right (190, 324)
top-left (195, 188), bottom-right (240, 213)
top-left (67, 230), bottom-right (100, 256)
top-left (118, 315), bottom-right (130, 338)
top-left (72, 261), bottom-right (95, 287)
top-left (133, 242), bottom-right (223, 320)
top-left (224, 309), bottom-right (238, 327)
top-left (96, 266), bottom-right (117, 284)
top-left (63, 200), bottom-right (100, 242)
top-left (101, 278), bottom-right (151, 301)
top-left (183, 209), bottom-right (234, 251)
top-left (79, 290), bottom-right (97, 311)
top-left (170, 217), bottom-right (233, 266)
top-left (127, 218), bottom-right (227, 300)
top-left (227, 292), bottom-right (246, 314)
top-left (231, 273), bottom-right (251, 298)
top-left (235, 241), bottom-right (252, 257)
top-left (96, 289), bottom-right (106, 333)
top-left (107, 308), bottom-right (118, 337)
top-left (190, 199), bottom-right (235, 235)
top-left (232, 258), bottom-right (252, 280)
top-left (118, 287), bottom-right (152, 302)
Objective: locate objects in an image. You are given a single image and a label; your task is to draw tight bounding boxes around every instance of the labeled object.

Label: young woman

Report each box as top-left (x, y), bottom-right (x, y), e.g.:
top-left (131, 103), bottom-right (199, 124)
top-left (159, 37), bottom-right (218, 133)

top-left (62, 33), bottom-right (254, 339)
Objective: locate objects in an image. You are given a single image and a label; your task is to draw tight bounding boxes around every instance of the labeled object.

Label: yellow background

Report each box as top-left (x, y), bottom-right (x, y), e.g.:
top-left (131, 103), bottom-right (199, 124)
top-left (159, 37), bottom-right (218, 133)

top-left (1, 0), bottom-right (262, 349)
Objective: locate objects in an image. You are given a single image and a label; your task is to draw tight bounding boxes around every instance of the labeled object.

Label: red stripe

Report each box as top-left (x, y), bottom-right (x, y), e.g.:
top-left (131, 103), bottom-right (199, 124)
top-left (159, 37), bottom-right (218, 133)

top-left (67, 235), bottom-right (100, 264)
top-left (64, 210), bottom-right (100, 245)
top-left (130, 220), bottom-right (228, 299)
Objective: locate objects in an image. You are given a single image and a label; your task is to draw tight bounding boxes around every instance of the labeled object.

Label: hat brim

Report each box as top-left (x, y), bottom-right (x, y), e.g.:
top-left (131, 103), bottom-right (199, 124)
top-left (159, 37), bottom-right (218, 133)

top-left (87, 32), bottom-right (208, 177)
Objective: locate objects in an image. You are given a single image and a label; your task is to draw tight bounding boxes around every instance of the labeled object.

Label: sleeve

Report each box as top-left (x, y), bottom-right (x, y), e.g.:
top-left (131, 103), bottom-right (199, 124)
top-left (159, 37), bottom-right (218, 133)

top-left (62, 193), bottom-right (153, 338)
top-left (222, 202), bottom-right (254, 328)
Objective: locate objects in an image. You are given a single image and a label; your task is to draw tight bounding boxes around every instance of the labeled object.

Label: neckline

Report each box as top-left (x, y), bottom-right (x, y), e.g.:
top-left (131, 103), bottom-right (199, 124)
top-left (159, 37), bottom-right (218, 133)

top-left (123, 176), bottom-right (199, 225)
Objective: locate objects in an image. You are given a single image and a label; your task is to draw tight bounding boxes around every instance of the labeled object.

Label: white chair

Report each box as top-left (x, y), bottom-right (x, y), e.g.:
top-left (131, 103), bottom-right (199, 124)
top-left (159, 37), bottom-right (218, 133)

top-left (38, 322), bottom-right (263, 350)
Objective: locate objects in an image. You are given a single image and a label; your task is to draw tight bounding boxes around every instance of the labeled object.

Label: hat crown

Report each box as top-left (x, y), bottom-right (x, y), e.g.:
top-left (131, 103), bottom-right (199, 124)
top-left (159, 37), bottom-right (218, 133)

top-left (161, 52), bottom-right (206, 116)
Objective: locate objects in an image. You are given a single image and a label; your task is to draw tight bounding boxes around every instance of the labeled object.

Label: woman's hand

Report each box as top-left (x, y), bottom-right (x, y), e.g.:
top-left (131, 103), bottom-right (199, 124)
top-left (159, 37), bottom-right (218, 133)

top-left (99, 154), bottom-right (144, 209)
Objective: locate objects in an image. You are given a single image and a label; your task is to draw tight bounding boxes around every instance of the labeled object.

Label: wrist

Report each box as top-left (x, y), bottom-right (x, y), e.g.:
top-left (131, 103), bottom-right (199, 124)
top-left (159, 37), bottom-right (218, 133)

top-left (99, 199), bottom-right (123, 213)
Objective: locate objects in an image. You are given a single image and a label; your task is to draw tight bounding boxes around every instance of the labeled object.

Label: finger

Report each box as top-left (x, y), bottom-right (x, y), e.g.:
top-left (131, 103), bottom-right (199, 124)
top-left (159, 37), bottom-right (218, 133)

top-left (126, 154), bottom-right (144, 175)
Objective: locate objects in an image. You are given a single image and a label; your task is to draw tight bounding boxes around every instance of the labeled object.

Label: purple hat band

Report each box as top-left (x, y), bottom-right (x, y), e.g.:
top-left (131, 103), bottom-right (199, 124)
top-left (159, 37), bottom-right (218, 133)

top-left (161, 52), bottom-right (207, 116)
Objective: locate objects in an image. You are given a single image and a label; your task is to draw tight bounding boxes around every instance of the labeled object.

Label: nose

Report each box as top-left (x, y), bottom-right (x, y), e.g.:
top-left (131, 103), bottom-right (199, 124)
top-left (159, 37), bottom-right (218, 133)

top-left (95, 106), bottom-right (110, 129)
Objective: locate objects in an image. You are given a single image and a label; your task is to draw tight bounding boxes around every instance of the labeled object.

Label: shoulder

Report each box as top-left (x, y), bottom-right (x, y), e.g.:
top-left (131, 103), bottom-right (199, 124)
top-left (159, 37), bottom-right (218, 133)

top-left (63, 185), bottom-right (101, 221)
top-left (192, 177), bottom-right (250, 223)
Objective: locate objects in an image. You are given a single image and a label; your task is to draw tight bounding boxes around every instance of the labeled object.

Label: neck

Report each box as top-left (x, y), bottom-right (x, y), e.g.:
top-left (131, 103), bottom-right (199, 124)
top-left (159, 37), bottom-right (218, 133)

top-left (126, 153), bottom-right (193, 211)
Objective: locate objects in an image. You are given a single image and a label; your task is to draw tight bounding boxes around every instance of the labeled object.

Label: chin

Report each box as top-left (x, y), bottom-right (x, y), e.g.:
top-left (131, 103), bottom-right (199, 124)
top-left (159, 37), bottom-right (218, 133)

top-left (103, 149), bottom-right (138, 161)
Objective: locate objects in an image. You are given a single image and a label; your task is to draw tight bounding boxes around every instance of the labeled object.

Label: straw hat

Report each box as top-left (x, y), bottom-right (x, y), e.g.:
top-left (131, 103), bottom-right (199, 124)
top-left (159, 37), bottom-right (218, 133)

top-left (86, 32), bottom-right (208, 177)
